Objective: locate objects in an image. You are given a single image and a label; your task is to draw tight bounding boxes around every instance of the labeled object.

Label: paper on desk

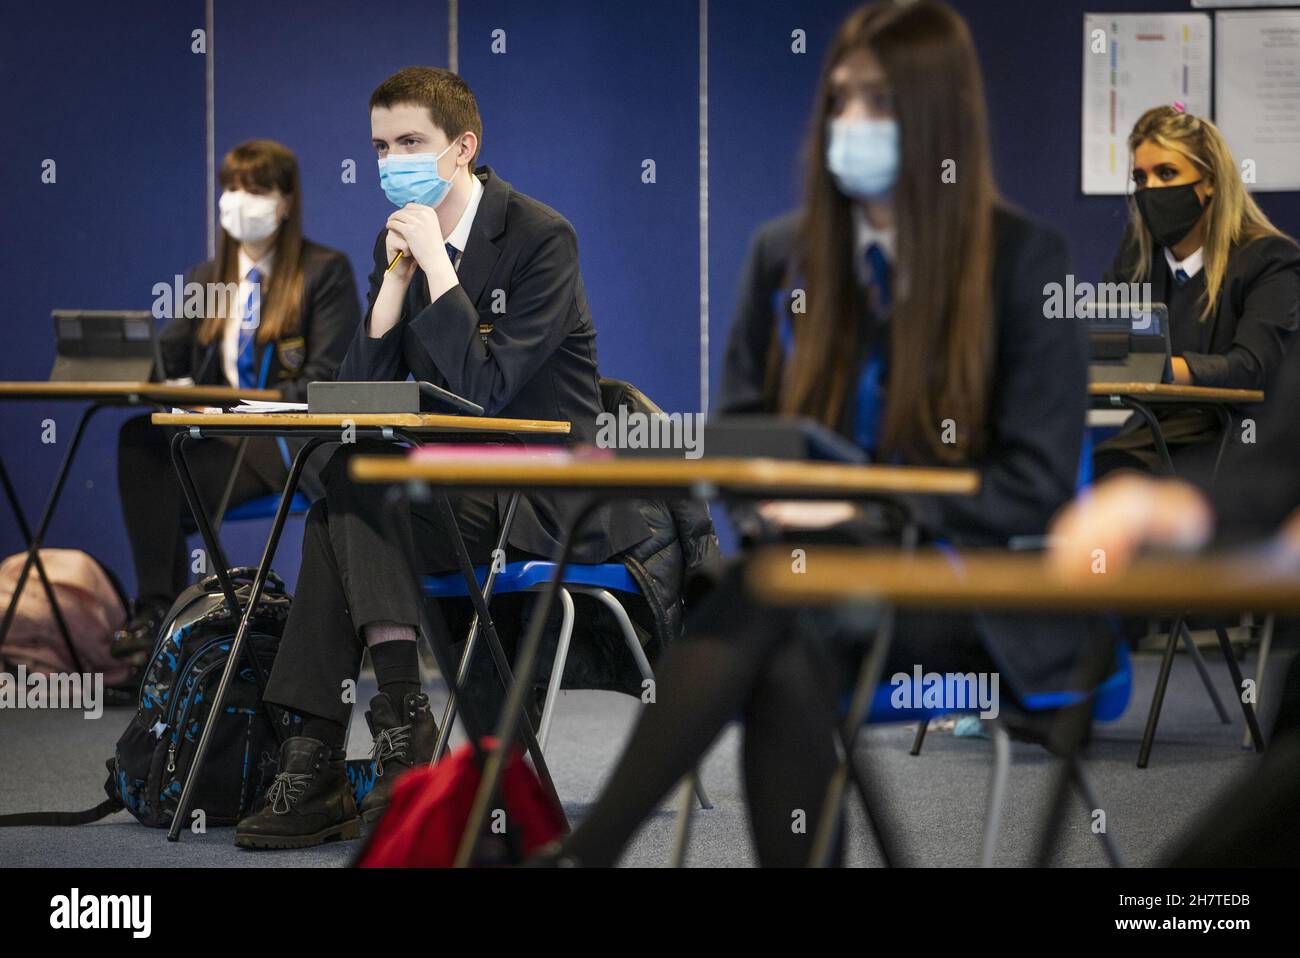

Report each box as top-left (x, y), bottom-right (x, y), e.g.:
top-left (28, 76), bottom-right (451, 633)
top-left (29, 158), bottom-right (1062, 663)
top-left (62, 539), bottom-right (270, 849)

top-left (229, 400), bottom-right (309, 413)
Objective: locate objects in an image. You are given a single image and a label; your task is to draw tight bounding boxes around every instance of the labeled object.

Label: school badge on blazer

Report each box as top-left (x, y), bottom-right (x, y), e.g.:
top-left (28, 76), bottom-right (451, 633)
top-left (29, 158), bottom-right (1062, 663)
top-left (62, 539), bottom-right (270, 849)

top-left (276, 336), bottom-right (306, 374)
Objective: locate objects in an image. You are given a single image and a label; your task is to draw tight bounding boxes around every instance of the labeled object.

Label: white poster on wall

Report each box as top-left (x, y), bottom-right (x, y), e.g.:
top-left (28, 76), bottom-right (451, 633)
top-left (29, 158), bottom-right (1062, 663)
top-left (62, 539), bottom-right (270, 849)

top-left (1081, 13), bottom-right (1212, 195)
top-left (1216, 10), bottom-right (1300, 191)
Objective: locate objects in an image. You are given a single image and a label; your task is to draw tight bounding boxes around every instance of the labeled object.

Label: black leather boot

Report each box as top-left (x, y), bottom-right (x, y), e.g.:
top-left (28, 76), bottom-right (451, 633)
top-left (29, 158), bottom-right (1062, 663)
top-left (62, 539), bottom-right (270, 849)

top-left (359, 691), bottom-right (438, 824)
top-left (110, 597), bottom-right (170, 659)
top-left (235, 737), bottom-right (360, 849)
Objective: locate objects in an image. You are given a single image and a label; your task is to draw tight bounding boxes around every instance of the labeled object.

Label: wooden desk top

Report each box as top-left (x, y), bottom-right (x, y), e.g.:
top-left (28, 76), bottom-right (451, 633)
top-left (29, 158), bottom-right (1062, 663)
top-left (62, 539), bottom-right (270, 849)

top-left (0, 382), bottom-right (281, 403)
top-left (348, 454), bottom-right (980, 497)
top-left (150, 412), bottom-right (571, 436)
top-left (748, 547), bottom-right (1300, 614)
top-left (1089, 382), bottom-right (1264, 405)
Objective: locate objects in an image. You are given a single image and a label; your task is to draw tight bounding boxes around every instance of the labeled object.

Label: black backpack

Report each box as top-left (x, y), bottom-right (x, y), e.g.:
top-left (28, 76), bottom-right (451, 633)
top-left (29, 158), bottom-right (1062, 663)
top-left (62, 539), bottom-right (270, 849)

top-left (1, 567), bottom-right (381, 831)
top-left (111, 568), bottom-right (290, 827)
top-left (1, 568), bottom-right (290, 829)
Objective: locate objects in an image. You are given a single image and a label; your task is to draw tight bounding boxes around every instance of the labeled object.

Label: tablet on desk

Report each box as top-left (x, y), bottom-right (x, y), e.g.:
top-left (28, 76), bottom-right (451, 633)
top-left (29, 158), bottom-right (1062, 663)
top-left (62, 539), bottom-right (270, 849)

top-left (1082, 301), bottom-right (1172, 385)
top-left (307, 380), bottom-right (484, 417)
top-left (50, 309), bottom-right (159, 383)
top-left (701, 416), bottom-right (868, 464)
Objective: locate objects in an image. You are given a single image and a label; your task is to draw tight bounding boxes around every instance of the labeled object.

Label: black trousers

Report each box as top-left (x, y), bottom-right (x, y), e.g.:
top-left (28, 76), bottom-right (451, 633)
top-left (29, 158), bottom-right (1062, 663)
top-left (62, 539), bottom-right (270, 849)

top-left (117, 413), bottom-right (286, 602)
top-left (263, 441), bottom-right (525, 729)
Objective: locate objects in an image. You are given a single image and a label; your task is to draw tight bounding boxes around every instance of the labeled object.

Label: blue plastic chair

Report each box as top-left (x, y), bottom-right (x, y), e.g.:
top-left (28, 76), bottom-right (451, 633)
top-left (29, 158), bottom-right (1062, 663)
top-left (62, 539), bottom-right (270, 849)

top-left (423, 559), bottom-right (653, 750)
top-left (221, 492), bottom-right (312, 522)
top-left (879, 643), bottom-right (1132, 865)
top-left (423, 559), bottom-right (711, 814)
top-left (882, 436), bottom-right (1132, 865)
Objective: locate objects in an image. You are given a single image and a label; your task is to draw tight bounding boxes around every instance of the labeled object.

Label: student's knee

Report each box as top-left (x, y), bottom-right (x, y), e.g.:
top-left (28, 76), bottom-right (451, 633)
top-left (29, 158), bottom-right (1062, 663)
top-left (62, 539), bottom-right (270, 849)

top-left (303, 498), bottom-right (332, 542)
top-left (320, 438), bottom-right (390, 489)
top-left (750, 638), bottom-right (837, 725)
top-left (118, 412), bottom-right (158, 447)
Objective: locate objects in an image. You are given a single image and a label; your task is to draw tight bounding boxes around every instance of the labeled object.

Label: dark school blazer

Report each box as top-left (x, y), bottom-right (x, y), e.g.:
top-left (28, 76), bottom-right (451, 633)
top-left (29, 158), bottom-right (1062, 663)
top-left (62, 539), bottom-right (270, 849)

top-left (719, 203), bottom-right (1097, 698)
top-left (1098, 230), bottom-right (1300, 473)
top-left (158, 239), bottom-right (361, 497)
top-left (339, 165), bottom-right (649, 562)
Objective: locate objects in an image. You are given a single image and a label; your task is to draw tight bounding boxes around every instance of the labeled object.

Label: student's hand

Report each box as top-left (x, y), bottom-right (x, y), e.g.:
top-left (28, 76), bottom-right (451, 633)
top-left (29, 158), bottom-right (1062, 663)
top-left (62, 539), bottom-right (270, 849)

top-left (386, 204), bottom-right (448, 276)
top-left (1171, 356), bottom-right (1193, 385)
top-left (1280, 508), bottom-right (1300, 556)
top-left (1046, 474), bottom-right (1214, 582)
top-left (756, 500), bottom-right (858, 531)
top-left (383, 226), bottom-right (416, 284)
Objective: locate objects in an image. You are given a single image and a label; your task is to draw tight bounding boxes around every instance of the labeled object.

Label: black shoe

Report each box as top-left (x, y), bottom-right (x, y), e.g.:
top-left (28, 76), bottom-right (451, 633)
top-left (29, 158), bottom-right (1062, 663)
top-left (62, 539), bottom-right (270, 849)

top-left (110, 597), bottom-right (169, 659)
top-left (359, 691), bottom-right (438, 824)
top-left (234, 737), bottom-right (360, 849)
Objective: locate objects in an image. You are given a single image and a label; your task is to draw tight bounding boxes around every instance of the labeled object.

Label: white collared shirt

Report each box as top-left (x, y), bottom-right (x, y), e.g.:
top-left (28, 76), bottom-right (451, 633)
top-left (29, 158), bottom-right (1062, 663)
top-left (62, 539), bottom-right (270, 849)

top-left (223, 247), bottom-right (274, 388)
top-left (443, 171), bottom-right (484, 269)
top-left (1163, 245), bottom-right (1204, 282)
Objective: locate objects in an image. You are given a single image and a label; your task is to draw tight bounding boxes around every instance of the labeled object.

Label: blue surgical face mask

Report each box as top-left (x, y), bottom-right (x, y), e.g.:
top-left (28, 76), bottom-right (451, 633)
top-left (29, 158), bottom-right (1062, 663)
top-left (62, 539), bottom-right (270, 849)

top-left (826, 118), bottom-right (899, 201)
top-left (377, 139), bottom-right (458, 208)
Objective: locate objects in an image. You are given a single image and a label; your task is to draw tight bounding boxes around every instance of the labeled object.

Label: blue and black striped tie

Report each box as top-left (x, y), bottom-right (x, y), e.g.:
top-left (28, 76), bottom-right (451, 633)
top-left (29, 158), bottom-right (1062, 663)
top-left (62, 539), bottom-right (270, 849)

top-left (236, 266), bottom-right (262, 389)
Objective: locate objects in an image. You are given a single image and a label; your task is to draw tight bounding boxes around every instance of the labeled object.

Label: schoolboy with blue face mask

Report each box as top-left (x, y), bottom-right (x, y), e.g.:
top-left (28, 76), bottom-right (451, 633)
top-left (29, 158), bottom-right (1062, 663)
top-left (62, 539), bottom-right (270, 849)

top-left (236, 67), bottom-right (666, 850)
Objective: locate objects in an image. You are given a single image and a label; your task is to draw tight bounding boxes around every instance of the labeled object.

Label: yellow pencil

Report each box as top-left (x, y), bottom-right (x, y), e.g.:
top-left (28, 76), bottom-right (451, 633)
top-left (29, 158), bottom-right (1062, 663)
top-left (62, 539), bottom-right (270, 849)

top-left (385, 250), bottom-right (404, 273)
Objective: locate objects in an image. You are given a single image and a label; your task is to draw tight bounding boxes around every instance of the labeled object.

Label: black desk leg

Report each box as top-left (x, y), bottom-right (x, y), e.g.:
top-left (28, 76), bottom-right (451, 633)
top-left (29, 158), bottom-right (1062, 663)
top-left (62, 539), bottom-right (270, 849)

top-left (166, 435), bottom-right (322, 842)
top-left (1138, 614), bottom-right (1183, 769)
top-left (807, 510), bottom-right (918, 868)
top-left (454, 495), bottom-right (601, 868)
top-left (169, 431), bottom-right (240, 614)
top-left (0, 402), bottom-right (107, 661)
top-left (1209, 406), bottom-right (1233, 486)
top-left (0, 455), bottom-right (79, 670)
top-left (432, 491), bottom-right (520, 761)
top-left (1215, 625), bottom-right (1265, 753)
top-left (429, 491), bottom-right (564, 823)
top-left (1119, 399), bottom-right (1175, 476)
top-left (1034, 639), bottom-right (1126, 867)
top-left (810, 604), bottom-right (901, 869)
top-left (1125, 402), bottom-right (1236, 763)
top-left (169, 430), bottom-right (278, 710)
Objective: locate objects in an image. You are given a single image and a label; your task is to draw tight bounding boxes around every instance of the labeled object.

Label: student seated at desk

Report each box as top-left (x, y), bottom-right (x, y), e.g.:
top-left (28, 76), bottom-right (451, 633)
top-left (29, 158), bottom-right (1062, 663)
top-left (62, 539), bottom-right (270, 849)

top-left (1051, 381), bottom-right (1300, 866)
top-left (112, 140), bottom-right (359, 657)
top-left (235, 67), bottom-right (696, 849)
top-left (539, 0), bottom-right (1097, 867)
top-left (1093, 106), bottom-right (1300, 479)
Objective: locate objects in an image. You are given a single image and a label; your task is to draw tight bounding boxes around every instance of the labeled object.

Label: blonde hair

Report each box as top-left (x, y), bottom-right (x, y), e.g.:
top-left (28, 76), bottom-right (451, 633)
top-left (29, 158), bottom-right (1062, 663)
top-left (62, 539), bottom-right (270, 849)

top-left (1126, 106), bottom-right (1286, 321)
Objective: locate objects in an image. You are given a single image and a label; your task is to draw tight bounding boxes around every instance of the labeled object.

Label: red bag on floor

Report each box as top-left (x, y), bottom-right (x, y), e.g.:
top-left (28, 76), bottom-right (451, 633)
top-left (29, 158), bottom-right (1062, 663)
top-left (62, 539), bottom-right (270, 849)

top-left (355, 738), bottom-right (565, 867)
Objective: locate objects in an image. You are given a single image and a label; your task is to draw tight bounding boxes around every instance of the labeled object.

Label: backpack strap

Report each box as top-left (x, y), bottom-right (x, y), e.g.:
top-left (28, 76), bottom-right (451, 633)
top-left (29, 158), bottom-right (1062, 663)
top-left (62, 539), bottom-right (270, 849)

top-left (0, 797), bottom-right (123, 827)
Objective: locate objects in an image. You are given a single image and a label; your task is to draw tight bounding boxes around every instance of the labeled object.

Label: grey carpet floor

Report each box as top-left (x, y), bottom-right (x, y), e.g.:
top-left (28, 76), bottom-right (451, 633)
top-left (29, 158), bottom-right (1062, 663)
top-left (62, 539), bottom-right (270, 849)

top-left (0, 649), bottom-right (1286, 868)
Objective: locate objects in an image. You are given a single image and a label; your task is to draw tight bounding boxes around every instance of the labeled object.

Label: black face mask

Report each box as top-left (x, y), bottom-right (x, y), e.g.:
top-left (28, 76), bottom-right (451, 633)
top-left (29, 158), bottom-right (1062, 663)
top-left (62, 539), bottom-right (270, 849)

top-left (1135, 181), bottom-right (1208, 249)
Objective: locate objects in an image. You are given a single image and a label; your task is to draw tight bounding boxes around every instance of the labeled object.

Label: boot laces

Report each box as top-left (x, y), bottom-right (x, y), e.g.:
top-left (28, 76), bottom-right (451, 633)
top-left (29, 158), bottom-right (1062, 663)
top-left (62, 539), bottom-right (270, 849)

top-left (267, 772), bottom-right (313, 814)
top-left (371, 724), bottom-right (412, 777)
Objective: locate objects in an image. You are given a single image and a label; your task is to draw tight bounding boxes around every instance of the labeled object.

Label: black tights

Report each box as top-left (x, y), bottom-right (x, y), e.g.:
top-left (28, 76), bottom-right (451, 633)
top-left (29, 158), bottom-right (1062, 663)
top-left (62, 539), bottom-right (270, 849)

top-left (559, 557), bottom-right (1005, 867)
top-left (562, 564), bottom-right (845, 867)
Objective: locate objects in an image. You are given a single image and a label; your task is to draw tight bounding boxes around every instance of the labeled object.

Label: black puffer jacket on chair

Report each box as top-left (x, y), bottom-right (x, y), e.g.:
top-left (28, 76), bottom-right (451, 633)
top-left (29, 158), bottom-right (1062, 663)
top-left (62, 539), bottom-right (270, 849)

top-left (541, 379), bottom-right (721, 695)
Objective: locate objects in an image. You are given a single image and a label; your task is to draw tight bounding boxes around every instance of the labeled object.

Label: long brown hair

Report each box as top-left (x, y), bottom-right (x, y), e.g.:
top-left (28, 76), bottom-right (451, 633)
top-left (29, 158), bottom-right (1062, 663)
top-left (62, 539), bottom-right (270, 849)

top-left (774, 0), bottom-right (998, 463)
top-left (1124, 106), bottom-right (1290, 322)
top-left (199, 140), bottom-right (305, 346)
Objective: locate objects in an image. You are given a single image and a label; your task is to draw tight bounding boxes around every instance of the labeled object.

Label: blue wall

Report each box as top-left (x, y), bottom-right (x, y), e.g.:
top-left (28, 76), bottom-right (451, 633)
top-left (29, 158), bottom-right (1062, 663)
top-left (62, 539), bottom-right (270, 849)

top-left (0, 1), bottom-right (208, 585)
top-left (4, 0), bottom-right (1300, 591)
